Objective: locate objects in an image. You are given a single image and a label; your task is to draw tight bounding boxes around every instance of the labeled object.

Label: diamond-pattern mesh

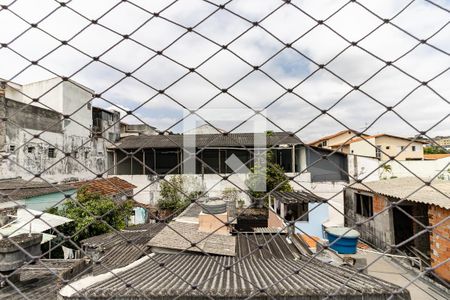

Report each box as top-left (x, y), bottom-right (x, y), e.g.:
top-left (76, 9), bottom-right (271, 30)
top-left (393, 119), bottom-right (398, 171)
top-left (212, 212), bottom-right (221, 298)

top-left (0, 0), bottom-right (449, 299)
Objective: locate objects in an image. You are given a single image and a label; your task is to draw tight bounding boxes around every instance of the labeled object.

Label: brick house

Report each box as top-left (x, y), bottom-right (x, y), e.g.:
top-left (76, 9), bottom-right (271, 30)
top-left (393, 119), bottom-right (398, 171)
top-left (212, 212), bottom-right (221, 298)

top-left (344, 177), bottom-right (449, 282)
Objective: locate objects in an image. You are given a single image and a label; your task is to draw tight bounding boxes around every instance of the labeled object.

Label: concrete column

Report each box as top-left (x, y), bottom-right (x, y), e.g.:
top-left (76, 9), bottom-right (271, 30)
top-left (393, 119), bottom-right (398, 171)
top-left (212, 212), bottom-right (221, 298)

top-left (300, 146), bottom-right (307, 172)
top-left (0, 84), bottom-right (6, 152)
top-left (142, 149), bottom-right (145, 175)
top-left (280, 202), bottom-right (285, 219)
top-left (291, 145), bottom-right (296, 173)
top-left (113, 151), bottom-right (117, 175)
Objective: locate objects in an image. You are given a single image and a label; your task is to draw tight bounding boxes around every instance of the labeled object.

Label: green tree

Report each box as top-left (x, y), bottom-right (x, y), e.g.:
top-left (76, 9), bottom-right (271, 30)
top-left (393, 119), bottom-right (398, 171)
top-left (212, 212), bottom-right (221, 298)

top-left (424, 145), bottom-right (448, 154)
top-left (246, 150), bottom-right (292, 204)
top-left (48, 187), bottom-right (133, 242)
top-left (158, 175), bottom-right (203, 212)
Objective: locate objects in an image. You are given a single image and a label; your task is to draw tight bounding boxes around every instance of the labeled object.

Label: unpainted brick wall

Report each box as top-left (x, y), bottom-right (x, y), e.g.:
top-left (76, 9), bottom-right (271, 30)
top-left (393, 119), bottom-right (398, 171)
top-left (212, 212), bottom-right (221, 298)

top-left (428, 205), bottom-right (450, 282)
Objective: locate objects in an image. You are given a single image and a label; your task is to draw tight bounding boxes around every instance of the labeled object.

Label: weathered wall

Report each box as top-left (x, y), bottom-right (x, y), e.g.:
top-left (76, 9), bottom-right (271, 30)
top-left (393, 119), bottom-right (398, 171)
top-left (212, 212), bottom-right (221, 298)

top-left (347, 154), bottom-right (380, 182)
top-left (344, 189), bottom-right (394, 249)
top-left (387, 157), bottom-right (450, 180)
top-left (428, 205), bottom-right (450, 282)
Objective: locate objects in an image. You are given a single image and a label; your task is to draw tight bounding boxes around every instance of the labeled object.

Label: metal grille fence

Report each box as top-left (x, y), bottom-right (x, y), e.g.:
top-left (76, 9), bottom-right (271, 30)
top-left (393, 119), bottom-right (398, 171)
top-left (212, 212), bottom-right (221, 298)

top-left (0, 0), bottom-right (449, 299)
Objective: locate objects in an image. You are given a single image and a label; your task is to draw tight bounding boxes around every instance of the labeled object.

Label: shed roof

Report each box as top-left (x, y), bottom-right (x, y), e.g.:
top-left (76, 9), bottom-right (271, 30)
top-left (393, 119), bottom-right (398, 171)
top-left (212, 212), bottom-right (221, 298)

top-left (111, 131), bottom-right (302, 150)
top-left (70, 177), bottom-right (136, 197)
top-left (0, 178), bottom-right (75, 201)
top-left (147, 221), bottom-right (236, 256)
top-left (348, 177), bottom-right (450, 209)
top-left (59, 253), bottom-right (409, 299)
top-left (81, 222), bottom-right (166, 250)
top-left (0, 259), bottom-right (89, 300)
top-left (236, 232), bottom-right (302, 260)
top-left (271, 191), bottom-right (327, 204)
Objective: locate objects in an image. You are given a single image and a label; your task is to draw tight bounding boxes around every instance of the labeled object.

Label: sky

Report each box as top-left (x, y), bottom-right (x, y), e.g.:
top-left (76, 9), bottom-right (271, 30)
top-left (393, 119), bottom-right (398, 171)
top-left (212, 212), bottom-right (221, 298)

top-left (0, 0), bottom-right (449, 142)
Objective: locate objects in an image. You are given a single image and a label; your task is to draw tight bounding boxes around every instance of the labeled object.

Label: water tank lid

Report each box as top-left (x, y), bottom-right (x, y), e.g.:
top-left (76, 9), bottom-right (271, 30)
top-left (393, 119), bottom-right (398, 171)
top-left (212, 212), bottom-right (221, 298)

top-left (325, 226), bottom-right (360, 238)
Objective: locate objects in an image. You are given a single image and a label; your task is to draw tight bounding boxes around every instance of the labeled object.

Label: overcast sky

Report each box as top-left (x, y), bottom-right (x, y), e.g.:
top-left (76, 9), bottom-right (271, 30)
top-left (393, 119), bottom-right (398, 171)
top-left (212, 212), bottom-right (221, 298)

top-left (0, 0), bottom-right (448, 141)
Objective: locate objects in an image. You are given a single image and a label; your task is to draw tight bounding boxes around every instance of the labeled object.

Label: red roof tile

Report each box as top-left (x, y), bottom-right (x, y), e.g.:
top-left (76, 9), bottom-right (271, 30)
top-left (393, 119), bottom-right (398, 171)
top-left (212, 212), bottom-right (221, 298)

top-left (71, 177), bottom-right (136, 197)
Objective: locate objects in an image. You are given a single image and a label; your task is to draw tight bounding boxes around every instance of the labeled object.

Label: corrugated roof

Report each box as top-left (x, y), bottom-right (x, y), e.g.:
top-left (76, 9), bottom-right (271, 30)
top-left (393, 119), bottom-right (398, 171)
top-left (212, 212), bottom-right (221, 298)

top-left (111, 132), bottom-right (302, 150)
top-left (60, 253), bottom-right (409, 299)
top-left (0, 259), bottom-right (89, 300)
top-left (70, 177), bottom-right (136, 197)
top-left (271, 191), bottom-right (327, 204)
top-left (348, 177), bottom-right (450, 209)
top-left (0, 178), bottom-right (75, 201)
top-left (236, 232), bottom-right (302, 260)
top-left (148, 222), bottom-right (236, 256)
top-left (81, 223), bottom-right (166, 250)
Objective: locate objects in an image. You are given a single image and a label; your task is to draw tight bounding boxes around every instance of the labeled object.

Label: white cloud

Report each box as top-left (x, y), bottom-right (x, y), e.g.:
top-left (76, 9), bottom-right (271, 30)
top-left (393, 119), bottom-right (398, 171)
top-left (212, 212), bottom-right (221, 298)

top-left (0, 0), bottom-right (448, 142)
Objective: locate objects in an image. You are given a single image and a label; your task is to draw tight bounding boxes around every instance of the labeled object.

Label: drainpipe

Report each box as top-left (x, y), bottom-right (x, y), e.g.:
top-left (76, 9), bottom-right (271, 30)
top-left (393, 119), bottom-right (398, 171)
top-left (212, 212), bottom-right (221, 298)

top-left (0, 82), bottom-right (6, 152)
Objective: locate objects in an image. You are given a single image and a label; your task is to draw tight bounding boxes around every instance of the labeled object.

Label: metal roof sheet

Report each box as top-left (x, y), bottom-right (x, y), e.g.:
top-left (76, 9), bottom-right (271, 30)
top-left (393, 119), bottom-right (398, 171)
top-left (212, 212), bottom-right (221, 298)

top-left (60, 253), bottom-right (409, 299)
top-left (111, 132), bottom-right (302, 150)
top-left (271, 191), bottom-right (327, 204)
top-left (348, 177), bottom-right (450, 209)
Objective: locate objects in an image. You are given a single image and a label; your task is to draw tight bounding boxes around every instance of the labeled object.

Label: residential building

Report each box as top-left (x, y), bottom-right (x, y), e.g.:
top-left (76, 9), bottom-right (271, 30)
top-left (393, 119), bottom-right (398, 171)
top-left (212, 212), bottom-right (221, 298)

top-left (309, 129), bottom-right (369, 151)
top-left (58, 197), bottom-right (411, 300)
top-left (184, 123), bottom-right (225, 135)
top-left (269, 191), bottom-right (328, 238)
top-left (346, 134), bottom-right (427, 160)
top-left (344, 177), bottom-right (450, 282)
top-left (310, 130), bottom-right (428, 161)
top-left (0, 177), bottom-right (76, 211)
top-left (434, 136), bottom-right (450, 150)
top-left (0, 78), bottom-right (121, 180)
top-left (92, 106), bottom-right (121, 143)
top-left (119, 122), bottom-right (158, 137)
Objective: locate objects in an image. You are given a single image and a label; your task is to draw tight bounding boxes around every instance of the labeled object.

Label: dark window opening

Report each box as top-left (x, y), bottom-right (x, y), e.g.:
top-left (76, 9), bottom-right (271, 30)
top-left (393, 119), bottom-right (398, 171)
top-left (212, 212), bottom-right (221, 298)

top-left (412, 146), bottom-right (416, 151)
top-left (285, 203), bottom-right (309, 222)
top-left (355, 193), bottom-right (373, 217)
top-left (48, 148), bottom-right (56, 158)
top-left (9, 145), bottom-right (15, 152)
top-left (27, 146), bottom-right (35, 153)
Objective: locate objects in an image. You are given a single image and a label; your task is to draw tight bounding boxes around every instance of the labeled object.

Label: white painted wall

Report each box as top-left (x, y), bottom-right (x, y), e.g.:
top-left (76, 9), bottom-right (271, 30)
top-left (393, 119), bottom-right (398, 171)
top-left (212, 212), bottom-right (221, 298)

top-left (387, 157), bottom-right (450, 180)
top-left (347, 154), bottom-right (380, 182)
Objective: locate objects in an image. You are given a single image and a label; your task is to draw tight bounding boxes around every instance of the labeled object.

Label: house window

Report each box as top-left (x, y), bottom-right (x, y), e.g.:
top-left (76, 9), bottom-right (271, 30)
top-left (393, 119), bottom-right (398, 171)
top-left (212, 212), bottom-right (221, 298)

top-left (322, 140), bottom-right (328, 147)
top-left (48, 148), bottom-right (56, 158)
top-left (400, 146), bottom-right (405, 151)
top-left (87, 103), bottom-right (92, 110)
top-left (355, 193), bottom-right (373, 217)
top-left (375, 145), bottom-right (381, 159)
top-left (386, 146), bottom-right (390, 150)
top-left (412, 146), bottom-right (416, 151)
top-left (9, 145), bottom-right (16, 152)
top-left (84, 151), bottom-right (89, 159)
top-left (27, 146), bottom-right (35, 153)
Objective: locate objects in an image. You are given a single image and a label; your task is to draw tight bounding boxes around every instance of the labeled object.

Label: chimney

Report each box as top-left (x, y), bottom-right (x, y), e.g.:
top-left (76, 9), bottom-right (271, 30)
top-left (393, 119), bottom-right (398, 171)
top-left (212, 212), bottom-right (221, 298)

top-left (198, 199), bottom-right (230, 235)
top-left (0, 233), bottom-right (42, 286)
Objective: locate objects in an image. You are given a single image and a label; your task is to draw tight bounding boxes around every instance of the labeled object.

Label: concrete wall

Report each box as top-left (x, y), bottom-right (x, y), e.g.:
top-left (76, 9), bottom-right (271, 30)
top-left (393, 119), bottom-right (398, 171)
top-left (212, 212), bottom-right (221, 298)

top-left (387, 157), bottom-right (450, 179)
top-left (349, 137), bottom-right (377, 157)
top-left (0, 78), bottom-right (117, 181)
top-left (295, 202), bottom-right (329, 238)
top-left (347, 154), bottom-right (380, 182)
top-left (428, 205), bottom-right (450, 282)
top-left (344, 189), bottom-right (395, 249)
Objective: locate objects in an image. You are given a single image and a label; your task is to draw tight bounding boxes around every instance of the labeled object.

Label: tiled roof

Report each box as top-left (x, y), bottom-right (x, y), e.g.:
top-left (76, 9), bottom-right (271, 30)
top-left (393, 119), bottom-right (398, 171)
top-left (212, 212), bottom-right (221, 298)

top-left (343, 134), bottom-right (428, 145)
top-left (348, 177), bottom-right (450, 209)
top-left (271, 191), bottom-right (327, 204)
top-left (60, 253), bottom-right (409, 299)
top-left (70, 177), bottom-right (136, 197)
top-left (0, 178), bottom-right (75, 201)
top-left (148, 221), bottom-right (236, 256)
top-left (111, 132), bottom-right (302, 149)
top-left (308, 129), bottom-right (364, 145)
top-left (424, 153), bottom-right (450, 160)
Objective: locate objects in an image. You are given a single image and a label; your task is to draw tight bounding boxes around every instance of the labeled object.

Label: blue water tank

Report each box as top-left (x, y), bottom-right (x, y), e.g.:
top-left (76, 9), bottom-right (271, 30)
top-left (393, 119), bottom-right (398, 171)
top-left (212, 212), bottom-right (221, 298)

top-left (325, 226), bottom-right (360, 254)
